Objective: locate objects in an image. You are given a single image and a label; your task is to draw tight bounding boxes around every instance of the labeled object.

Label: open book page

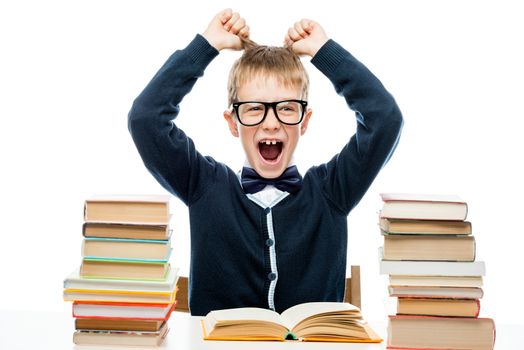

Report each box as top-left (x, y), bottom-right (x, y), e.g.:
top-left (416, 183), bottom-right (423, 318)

top-left (208, 307), bottom-right (282, 323)
top-left (204, 307), bottom-right (282, 329)
top-left (203, 307), bottom-right (287, 340)
top-left (280, 302), bottom-right (360, 330)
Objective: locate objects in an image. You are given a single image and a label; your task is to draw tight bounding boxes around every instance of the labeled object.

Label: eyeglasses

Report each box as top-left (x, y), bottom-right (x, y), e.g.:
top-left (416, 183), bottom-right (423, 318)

top-left (232, 100), bottom-right (308, 126)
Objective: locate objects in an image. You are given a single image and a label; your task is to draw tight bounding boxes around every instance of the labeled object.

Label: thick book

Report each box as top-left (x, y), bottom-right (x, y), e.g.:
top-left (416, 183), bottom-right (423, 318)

top-left (82, 237), bottom-right (172, 262)
top-left (73, 321), bottom-right (169, 346)
top-left (83, 222), bottom-right (171, 240)
top-left (380, 193), bottom-right (468, 221)
top-left (84, 195), bottom-right (170, 224)
top-left (396, 298), bottom-right (480, 317)
top-left (387, 315), bottom-right (495, 349)
top-left (382, 234), bottom-right (476, 261)
top-left (80, 259), bottom-right (170, 280)
top-left (389, 275), bottom-right (483, 288)
top-left (380, 217), bottom-right (472, 235)
top-left (379, 248), bottom-right (486, 276)
top-left (75, 318), bottom-right (165, 332)
top-left (201, 302), bottom-right (382, 342)
top-left (64, 267), bottom-right (178, 303)
top-left (72, 301), bottom-right (176, 321)
top-left (388, 285), bottom-right (483, 299)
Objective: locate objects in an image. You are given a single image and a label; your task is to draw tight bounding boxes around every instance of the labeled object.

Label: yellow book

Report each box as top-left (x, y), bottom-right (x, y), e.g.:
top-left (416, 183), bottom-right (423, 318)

top-left (63, 288), bottom-right (177, 304)
top-left (201, 302), bottom-right (382, 342)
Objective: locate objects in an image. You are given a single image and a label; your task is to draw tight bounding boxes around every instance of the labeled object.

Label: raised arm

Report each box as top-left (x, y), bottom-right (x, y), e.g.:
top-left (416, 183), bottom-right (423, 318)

top-left (286, 20), bottom-right (403, 214)
top-left (128, 9), bottom-right (249, 205)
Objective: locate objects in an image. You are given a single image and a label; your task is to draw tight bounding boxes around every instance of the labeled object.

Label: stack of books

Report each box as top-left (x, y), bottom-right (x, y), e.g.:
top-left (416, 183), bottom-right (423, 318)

top-left (378, 193), bottom-right (495, 350)
top-left (63, 195), bottom-right (179, 347)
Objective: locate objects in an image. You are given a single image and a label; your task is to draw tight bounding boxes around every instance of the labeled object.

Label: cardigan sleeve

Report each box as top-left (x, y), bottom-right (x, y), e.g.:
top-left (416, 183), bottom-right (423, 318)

top-left (310, 39), bottom-right (404, 215)
top-left (128, 35), bottom-right (220, 205)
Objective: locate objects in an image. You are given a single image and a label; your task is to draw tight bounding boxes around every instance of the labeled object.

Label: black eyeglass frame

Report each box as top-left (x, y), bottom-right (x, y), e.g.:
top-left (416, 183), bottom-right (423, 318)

top-left (232, 99), bottom-right (308, 126)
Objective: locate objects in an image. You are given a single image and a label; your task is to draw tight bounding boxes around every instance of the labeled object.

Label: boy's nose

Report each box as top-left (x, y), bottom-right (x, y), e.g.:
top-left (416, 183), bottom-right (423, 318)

top-left (262, 108), bottom-right (281, 131)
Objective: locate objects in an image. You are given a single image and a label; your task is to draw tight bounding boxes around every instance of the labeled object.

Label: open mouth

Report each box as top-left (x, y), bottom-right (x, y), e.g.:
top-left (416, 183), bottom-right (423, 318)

top-left (258, 140), bottom-right (283, 164)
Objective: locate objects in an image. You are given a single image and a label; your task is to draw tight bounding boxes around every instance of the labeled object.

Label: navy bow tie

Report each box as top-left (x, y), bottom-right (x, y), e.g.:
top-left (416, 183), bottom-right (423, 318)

top-left (241, 166), bottom-right (303, 194)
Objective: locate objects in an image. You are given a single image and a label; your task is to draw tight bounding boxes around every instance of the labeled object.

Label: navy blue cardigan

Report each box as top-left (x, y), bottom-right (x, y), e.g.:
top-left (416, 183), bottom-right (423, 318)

top-left (128, 34), bottom-right (403, 316)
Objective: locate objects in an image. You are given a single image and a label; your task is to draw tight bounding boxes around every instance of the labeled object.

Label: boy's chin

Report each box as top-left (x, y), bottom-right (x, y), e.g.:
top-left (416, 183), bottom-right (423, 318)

top-left (253, 155), bottom-right (288, 179)
top-left (254, 165), bottom-right (287, 179)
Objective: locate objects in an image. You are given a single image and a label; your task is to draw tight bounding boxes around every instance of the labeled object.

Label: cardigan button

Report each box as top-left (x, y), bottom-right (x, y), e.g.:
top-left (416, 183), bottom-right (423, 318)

top-left (268, 272), bottom-right (277, 281)
top-left (266, 238), bottom-right (274, 247)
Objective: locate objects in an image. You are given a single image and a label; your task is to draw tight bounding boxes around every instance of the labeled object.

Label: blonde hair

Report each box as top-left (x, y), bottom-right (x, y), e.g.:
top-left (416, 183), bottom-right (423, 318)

top-left (227, 40), bottom-right (309, 106)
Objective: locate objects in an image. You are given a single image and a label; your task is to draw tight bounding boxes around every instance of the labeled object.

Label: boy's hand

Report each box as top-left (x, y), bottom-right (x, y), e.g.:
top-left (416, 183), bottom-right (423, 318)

top-left (285, 19), bottom-right (328, 57)
top-left (202, 8), bottom-right (249, 51)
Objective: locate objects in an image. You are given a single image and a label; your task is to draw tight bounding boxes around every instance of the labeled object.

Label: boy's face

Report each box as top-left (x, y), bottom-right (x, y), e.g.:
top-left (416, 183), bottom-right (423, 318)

top-left (224, 76), bottom-right (312, 179)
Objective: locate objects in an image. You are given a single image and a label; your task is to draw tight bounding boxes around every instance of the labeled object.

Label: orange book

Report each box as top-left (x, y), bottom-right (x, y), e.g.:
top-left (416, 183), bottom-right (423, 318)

top-left (201, 302), bottom-right (382, 342)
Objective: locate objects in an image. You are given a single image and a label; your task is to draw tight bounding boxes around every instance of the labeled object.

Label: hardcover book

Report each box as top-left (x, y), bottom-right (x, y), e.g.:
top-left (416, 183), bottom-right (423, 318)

top-left (72, 301), bottom-right (176, 321)
top-left (388, 285), bottom-right (483, 299)
top-left (396, 298), bottom-right (480, 318)
top-left (380, 217), bottom-right (472, 235)
top-left (75, 318), bottom-right (166, 332)
top-left (82, 237), bottom-right (172, 262)
top-left (387, 315), bottom-right (495, 349)
top-left (73, 321), bottom-right (169, 346)
top-left (382, 234), bottom-right (475, 261)
top-left (83, 222), bottom-right (171, 240)
top-left (379, 248), bottom-right (485, 276)
top-left (64, 267), bottom-right (178, 303)
top-left (380, 193), bottom-right (468, 221)
top-left (80, 259), bottom-right (170, 280)
top-left (388, 275), bottom-right (483, 288)
top-left (84, 195), bottom-right (170, 224)
top-left (64, 267), bottom-right (178, 292)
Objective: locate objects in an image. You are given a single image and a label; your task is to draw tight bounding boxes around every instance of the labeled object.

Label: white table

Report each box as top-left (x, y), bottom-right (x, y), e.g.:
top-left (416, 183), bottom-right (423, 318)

top-left (0, 309), bottom-right (519, 349)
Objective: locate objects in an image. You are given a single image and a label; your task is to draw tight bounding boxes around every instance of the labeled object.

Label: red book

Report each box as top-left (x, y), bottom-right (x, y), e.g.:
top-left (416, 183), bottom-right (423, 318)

top-left (72, 301), bottom-right (176, 321)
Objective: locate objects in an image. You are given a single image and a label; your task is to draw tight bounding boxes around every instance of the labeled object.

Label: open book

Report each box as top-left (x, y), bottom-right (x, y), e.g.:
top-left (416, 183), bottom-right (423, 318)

top-left (201, 302), bottom-right (382, 342)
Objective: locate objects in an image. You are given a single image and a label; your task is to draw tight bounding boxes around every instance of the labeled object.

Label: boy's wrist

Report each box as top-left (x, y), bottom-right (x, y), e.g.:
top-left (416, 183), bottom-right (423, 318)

top-left (310, 39), bottom-right (332, 60)
top-left (186, 35), bottom-right (220, 65)
top-left (201, 32), bottom-right (224, 51)
top-left (308, 38), bottom-right (329, 57)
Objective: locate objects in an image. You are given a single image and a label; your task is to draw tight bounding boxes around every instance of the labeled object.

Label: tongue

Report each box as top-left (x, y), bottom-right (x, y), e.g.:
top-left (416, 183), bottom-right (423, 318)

top-left (259, 143), bottom-right (282, 161)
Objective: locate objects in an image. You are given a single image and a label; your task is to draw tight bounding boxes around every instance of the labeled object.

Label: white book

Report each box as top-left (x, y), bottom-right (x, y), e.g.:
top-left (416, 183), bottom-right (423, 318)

top-left (378, 248), bottom-right (485, 276)
top-left (63, 267), bottom-right (179, 292)
top-left (388, 285), bottom-right (484, 299)
top-left (73, 302), bottom-right (174, 320)
top-left (389, 275), bottom-right (483, 288)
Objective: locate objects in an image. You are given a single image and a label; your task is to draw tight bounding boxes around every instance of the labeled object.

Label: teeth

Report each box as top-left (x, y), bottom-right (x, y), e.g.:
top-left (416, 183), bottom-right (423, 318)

top-left (260, 140), bottom-right (280, 145)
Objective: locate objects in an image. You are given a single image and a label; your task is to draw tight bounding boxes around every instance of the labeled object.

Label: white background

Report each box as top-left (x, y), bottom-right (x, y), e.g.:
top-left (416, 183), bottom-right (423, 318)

top-left (1, 0), bottom-right (523, 325)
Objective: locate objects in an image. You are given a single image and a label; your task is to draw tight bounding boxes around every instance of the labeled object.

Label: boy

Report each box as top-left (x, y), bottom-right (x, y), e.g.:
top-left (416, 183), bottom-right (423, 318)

top-left (128, 9), bottom-right (403, 316)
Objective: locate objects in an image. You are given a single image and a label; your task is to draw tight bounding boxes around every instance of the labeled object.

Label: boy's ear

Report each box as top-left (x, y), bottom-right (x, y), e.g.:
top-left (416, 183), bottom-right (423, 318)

top-left (224, 110), bottom-right (239, 137)
top-left (300, 108), bottom-right (313, 136)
